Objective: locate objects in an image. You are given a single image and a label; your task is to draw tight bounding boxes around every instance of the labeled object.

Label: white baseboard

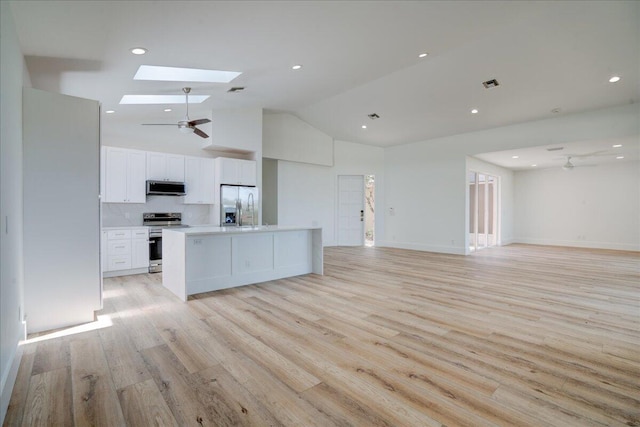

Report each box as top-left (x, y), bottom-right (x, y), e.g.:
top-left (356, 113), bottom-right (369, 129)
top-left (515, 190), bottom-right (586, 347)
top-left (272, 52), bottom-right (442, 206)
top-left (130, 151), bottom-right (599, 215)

top-left (513, 237), bottom-right (640, 252)
top-left (0, 336), bottom-right (24, 424)
top-left (377, 240), bottom-right (466, 255)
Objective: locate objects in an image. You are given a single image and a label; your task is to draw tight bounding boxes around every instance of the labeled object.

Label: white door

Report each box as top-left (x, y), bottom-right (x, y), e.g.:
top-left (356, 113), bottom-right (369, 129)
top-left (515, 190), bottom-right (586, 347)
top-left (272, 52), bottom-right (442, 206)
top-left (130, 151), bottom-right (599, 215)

top-left (338, 175), bottom-right (365, 246)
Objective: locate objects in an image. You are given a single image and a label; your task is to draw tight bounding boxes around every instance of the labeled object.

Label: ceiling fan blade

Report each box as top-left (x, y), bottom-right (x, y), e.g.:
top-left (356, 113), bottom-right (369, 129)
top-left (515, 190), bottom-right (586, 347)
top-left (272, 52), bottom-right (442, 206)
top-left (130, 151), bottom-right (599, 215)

top-left (141, 123), bottom-right (177, 126)
top-left (189, 118), bottom-right (211, 126)
top-left (193, 127), bottom-right (209, 139)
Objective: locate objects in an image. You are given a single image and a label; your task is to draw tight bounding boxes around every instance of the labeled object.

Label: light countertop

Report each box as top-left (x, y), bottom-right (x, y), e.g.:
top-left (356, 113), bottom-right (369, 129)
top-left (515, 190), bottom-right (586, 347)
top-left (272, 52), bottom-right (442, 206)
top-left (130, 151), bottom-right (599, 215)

top-left (103, 225), bottom-right (149, 230)
top-left (164, 225), bottom-right (321, 236)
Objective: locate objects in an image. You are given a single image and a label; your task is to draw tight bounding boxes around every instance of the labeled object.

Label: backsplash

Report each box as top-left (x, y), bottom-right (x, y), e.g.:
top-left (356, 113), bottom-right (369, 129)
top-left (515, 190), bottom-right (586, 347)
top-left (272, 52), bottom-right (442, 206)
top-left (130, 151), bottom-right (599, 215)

top-left (102, 196), bottom-right (214, 227)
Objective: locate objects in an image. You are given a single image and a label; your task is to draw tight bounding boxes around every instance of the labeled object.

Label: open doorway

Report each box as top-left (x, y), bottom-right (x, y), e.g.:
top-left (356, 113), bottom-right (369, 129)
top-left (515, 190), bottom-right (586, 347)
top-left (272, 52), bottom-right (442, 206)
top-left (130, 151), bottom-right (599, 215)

top-left (365, 175), bottom-right (375, 246)
top-left (469, 171), bottom-right (500, 252)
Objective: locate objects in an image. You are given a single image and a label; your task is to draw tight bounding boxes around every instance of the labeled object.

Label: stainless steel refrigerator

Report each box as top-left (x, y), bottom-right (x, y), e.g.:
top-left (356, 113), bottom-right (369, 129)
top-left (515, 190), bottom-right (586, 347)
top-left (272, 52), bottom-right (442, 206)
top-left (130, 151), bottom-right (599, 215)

top-left (220, 185), bottom-right (259, 226)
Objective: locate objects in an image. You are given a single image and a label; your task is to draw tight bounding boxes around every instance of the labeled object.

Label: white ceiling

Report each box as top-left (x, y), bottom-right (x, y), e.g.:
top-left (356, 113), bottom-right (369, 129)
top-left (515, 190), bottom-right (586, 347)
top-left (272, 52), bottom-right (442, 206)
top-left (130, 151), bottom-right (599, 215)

top-left (9, 1), bottom-right (640, 159)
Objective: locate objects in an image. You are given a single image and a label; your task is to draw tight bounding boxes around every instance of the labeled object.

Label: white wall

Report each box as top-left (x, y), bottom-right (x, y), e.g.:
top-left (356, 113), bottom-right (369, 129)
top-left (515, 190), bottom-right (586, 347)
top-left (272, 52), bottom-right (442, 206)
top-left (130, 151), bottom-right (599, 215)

top-left (466, 157), bottom-right (515, 251)
top-left (382, 104), bottom-right (639, 254)
top-left (23, 89), bottom-right (102, 333)
top-left (261, 158), bottom-right (278, 226)
top-left (277, 139), bottom-right (385, 247)
top-left (0, 3), bottom-right (27, 422)
top-left (263, 113), bottom-right (334, 166)
top-left (514, 160), bottom-right (640, 251)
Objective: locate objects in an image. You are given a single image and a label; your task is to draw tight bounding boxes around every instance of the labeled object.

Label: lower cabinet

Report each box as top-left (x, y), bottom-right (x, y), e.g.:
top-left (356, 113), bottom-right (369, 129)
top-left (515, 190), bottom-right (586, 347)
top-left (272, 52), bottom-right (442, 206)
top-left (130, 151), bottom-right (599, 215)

top-left (103, 228), bottom-right (149, 277)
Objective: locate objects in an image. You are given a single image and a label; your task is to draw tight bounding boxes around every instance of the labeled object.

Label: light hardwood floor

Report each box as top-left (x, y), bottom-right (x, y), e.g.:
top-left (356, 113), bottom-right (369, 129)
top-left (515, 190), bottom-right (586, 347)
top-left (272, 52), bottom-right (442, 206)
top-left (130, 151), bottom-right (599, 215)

top-left (4, 244), bottom-right (640, 426)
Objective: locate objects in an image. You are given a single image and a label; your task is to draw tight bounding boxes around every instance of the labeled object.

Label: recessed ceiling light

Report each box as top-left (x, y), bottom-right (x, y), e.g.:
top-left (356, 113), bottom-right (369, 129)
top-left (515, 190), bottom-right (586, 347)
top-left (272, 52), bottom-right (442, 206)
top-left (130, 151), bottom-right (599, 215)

top-left (471, 109), bottom-right (479, 114)
top-left (292, 65), bottom-right (302, 70)
top-left (531, 164), bottom-right (537, 167)
top-left (616, 156), bottom-right (625, 159)
top-left (512, 155), bottom-right (519, 159)
top-left (164, 108), bottom-right (172, 112)
top-left (362, 125), bottom-right (367, 129)
top-left (119, 94), bottom-right (209, 104)
top-left (609, 76), bottom-right (621, 83)
top-left (134, 65), bottom-right (241, 83)
top-left (105, 110), bottom-right (115, 114)
top-left (612, 144), bottom-right (622, 148)
top-left (130, 47), bottom-right (147, 55)
top-left (418, 53), bottom-right (428, 58)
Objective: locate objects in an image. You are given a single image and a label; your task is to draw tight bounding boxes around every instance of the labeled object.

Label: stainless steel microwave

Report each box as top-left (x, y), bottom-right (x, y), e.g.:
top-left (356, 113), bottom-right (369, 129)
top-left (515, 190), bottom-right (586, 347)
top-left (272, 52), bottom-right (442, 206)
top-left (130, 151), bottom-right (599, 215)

top-left (145, 180), bottom-right (186, 196)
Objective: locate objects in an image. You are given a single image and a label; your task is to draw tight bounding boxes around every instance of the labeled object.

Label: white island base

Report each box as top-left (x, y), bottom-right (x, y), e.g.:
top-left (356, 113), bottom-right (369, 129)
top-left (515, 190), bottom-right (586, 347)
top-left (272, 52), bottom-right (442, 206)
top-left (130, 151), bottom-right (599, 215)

top-left (163, 226), bottom-right (323, 301)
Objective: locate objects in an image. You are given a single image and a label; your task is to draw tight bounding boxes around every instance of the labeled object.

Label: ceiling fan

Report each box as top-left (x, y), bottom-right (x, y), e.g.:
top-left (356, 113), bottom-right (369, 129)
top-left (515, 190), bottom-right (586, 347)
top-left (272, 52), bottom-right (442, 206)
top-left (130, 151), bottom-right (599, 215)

top-left (142, 87), bottom-right (211, 138)
top-left (560, 151), bottom-right (607, 170)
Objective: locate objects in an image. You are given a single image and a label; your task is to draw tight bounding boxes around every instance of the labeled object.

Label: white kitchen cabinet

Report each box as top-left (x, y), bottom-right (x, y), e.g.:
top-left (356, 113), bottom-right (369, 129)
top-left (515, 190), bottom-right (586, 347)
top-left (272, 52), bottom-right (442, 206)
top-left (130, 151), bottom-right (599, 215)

top-left (132, 230), bottom-right (150, 269)
top-left (104, 146), bottom-right (146, 203)
top-left (215, 157), bottom-right (256, 186)
top-left (184, 156), bottom-right (215, 204)
top-left (146, 152), bottom-right (185, 182)
top-left (103, 227), bottom-right (149, 276)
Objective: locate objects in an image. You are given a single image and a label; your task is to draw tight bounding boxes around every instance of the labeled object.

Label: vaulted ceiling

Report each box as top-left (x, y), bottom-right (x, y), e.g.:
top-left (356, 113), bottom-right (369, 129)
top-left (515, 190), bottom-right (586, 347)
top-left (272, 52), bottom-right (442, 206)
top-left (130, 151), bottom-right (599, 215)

top-left (10, 0), bottom-right (639, 157)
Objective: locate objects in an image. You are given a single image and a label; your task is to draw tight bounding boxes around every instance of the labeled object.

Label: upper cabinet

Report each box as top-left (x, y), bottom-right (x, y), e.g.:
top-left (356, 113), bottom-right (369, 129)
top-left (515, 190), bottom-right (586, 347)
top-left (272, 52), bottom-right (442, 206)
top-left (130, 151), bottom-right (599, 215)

top-left (184, 156), bottom-right (215, 204)
top-left (215, 157), bottom-right (256, 186)
top-left (103, 147), bottom-right (146, 203)
top-left (146, 152), bottom-right (185, 182)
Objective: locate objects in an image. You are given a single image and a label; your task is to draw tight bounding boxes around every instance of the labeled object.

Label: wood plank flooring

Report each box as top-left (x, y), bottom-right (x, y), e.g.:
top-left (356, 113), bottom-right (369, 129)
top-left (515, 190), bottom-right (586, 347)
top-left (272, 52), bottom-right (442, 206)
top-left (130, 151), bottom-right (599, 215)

top-left (4, 244), bottom-right (640, 426)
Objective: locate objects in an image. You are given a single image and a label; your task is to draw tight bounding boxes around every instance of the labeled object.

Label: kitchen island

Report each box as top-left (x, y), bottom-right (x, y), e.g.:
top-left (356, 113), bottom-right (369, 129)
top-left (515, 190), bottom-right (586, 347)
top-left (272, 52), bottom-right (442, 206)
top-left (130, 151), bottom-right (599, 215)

top-left (162, 225), bottom-right (323, 301)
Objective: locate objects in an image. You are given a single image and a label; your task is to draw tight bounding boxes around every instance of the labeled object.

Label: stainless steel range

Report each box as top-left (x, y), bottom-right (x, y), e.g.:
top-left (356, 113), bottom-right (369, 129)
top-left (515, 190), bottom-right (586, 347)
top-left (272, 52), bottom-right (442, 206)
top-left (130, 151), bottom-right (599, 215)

top-left (143, 212), bottom-right (188, 273)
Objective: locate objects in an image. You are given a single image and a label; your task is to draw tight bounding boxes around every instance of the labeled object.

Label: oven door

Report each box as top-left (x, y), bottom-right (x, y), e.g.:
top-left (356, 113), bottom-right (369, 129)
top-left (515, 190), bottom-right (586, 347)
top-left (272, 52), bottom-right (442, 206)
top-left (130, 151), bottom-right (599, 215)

top-left (149, 232), bottom-right (162, 273)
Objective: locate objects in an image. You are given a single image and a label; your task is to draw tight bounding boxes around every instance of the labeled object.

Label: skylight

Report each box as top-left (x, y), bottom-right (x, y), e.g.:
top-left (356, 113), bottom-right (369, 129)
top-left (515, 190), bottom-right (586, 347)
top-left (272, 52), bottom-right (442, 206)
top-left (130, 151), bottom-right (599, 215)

top-left (134, 65), bottom-right (242, 83)
top-left (119, 95), bottom-right (209, 104)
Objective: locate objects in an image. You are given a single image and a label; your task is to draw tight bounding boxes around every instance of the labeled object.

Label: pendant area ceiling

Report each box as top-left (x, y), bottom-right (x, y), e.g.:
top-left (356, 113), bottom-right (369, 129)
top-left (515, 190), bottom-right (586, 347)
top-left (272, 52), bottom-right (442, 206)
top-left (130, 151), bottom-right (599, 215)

top-left (9, 1), bottom-right (640, 148)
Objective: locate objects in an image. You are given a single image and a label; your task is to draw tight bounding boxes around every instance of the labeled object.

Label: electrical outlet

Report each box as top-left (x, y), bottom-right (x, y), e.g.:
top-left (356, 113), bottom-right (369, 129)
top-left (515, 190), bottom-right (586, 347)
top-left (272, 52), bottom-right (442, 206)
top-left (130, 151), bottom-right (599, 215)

top-left (451, 240), bottom-right (455, 245)
top-left (389, 207), bottom-right (395, 216)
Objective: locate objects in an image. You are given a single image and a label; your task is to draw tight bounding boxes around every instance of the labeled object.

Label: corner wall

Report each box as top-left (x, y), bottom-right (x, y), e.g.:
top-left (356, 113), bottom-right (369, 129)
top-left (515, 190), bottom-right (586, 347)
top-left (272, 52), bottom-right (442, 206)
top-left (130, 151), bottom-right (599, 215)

top-left (514, 160), bottom-right (640, 251)
top-left (0, 2), bottom-right (27, 422)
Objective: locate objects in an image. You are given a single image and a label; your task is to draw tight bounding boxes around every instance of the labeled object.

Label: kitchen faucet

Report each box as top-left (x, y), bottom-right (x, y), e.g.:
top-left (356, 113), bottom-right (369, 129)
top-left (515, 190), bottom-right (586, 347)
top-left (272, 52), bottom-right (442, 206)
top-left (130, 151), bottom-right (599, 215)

top-left (247, 192), bottom-right (255, 227)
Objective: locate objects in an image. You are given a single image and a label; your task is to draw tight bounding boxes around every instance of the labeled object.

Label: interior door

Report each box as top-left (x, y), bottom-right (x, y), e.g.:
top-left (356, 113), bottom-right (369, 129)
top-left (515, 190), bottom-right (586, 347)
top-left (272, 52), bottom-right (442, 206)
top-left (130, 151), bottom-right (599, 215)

top-left (338, 175), bottom-right (365, 246)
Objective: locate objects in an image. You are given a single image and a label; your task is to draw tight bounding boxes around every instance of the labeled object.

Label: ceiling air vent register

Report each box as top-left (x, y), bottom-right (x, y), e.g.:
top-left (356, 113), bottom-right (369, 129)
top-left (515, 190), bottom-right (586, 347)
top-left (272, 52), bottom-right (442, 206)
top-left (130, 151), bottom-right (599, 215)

top-left (482, 79), bottom-right (500, 89)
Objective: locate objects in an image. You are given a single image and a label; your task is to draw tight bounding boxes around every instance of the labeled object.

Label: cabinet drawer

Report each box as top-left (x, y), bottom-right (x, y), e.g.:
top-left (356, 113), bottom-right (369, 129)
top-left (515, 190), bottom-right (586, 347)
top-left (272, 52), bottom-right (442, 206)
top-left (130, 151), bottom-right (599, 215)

top-left (107, 229), bottom-right (132, 240)
top-left (132, 229), bottom-right (148, 239)
top-left (108, 256), bottom-right (131, 271)
top-left (108, 239), bottom-right (131, 255)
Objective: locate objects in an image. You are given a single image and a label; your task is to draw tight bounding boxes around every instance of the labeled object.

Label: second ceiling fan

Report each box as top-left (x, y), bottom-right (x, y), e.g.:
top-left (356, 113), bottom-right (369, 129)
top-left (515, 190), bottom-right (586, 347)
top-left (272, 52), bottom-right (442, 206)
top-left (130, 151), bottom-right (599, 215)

top-left (143, 87), bottom-right (211, 138)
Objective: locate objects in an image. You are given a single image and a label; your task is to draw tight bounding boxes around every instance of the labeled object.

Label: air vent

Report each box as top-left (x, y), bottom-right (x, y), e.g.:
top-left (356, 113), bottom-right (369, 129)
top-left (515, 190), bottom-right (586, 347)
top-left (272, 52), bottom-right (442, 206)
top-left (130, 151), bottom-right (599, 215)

top-left (482, 79), bottom-right (500, 89)
top-left (227, 86), bottom-right (245, 93)
top-left (546, 147), bottom-right (564, 152)
top-left (368, 113), bottom-right (380, 120)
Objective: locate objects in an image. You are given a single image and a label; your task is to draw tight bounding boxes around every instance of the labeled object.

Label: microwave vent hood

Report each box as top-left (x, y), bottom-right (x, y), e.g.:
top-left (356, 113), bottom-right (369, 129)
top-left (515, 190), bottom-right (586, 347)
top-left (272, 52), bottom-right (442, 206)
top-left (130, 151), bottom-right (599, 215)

top-left (146, 180), bottom-right (186, 196)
